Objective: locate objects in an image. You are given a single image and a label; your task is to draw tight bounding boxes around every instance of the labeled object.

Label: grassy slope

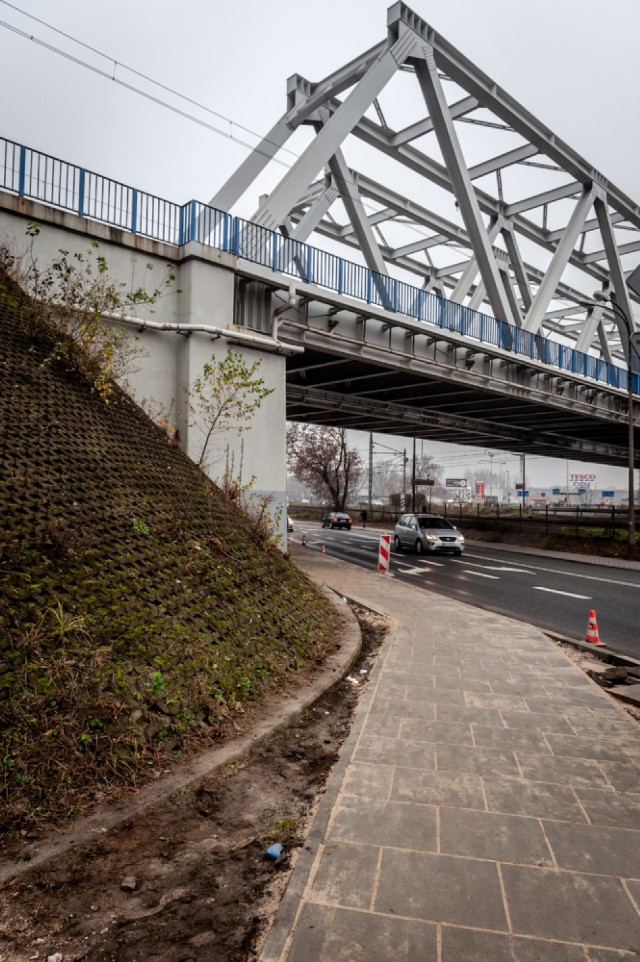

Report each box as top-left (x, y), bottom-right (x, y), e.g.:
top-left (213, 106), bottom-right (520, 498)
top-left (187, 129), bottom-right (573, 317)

top-left (0, 275), bottom-right (339, 834)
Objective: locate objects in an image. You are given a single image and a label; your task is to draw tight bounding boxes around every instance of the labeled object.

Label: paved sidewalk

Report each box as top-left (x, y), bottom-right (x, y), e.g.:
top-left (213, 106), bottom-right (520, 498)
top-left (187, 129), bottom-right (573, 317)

top-left (259, 548), bottom-right (640, 962)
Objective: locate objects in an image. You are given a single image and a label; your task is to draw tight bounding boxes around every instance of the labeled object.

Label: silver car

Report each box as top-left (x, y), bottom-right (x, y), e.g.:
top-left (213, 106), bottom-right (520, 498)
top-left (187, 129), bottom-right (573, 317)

top-left (393, 513), bottom-right (465, 556)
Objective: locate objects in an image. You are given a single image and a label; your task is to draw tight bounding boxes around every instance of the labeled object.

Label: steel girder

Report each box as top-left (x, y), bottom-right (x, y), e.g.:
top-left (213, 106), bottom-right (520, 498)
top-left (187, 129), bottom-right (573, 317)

top-left (211, 2), bottom-right (640, 364)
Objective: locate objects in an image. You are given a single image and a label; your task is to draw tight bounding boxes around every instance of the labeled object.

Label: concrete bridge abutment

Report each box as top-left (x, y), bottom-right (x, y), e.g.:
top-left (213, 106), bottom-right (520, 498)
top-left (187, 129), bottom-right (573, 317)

top-left (0, 195), bottom-right (291, 545)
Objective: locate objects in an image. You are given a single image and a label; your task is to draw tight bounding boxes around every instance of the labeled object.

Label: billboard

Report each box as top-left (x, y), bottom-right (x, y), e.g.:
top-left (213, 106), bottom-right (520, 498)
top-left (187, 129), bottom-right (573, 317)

top-left (446, 478), bottom-right (467, 488)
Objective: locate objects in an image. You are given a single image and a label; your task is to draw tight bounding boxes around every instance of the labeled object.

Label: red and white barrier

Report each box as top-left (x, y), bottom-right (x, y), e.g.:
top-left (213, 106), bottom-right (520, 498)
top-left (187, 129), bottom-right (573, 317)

top-left (378, 534), bottom-right (391, 573)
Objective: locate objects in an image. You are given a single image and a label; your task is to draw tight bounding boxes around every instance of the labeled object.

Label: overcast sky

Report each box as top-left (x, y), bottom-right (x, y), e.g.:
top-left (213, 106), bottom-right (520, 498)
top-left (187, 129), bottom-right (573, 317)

top-left (2, 0), bottom-right (639, 489)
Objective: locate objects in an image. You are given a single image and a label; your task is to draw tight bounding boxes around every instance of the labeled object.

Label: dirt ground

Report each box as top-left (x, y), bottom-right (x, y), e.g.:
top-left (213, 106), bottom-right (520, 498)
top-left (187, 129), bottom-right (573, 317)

top-left (0, 605), bottom-right (388, 962)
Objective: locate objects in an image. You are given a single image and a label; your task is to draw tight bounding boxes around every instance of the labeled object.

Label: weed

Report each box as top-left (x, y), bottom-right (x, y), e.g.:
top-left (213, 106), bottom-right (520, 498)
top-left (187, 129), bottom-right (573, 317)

top-left (46, 601), bottom-right (88, 639)
top-left (147, 671), bottom-right (166, 695)
top-left (270, 815), bottom-right (299, 837)
top-left (132, 518), bottom-right (150, 535)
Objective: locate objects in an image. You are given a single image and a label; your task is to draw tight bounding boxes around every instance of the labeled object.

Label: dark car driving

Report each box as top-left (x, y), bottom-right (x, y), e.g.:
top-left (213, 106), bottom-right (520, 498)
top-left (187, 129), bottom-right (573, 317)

top-left (321, 511), bottom-right (352, 530)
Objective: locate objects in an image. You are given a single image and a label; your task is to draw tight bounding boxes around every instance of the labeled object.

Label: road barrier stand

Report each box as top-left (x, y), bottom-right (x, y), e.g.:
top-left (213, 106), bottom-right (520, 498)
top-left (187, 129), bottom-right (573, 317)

top-left (585, 609), bottom-right (606, 646)
top-left (301, 533), bottom-right (306, 547)
top-left (378, 534), bottom-right (391, 573)
top-left (321, 543), bottom-right (326, 555)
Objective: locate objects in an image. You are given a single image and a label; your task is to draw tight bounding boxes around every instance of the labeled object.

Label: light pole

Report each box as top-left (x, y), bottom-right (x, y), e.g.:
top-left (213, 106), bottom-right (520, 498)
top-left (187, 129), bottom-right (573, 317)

top-left (484, 450), bottom-right (496, 500)
top-left (590, 292), bottom-right (640, 559)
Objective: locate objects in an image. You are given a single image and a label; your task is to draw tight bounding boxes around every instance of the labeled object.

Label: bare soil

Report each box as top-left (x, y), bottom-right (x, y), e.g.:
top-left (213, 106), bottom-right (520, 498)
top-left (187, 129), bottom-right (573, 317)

top-left (0, 605), bottom-right (388, 962)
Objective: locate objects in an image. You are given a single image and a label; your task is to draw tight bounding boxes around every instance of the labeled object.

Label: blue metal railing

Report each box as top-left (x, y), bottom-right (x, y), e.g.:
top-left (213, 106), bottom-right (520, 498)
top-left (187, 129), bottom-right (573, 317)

top-left (1, 135), bottom-right (638, 396)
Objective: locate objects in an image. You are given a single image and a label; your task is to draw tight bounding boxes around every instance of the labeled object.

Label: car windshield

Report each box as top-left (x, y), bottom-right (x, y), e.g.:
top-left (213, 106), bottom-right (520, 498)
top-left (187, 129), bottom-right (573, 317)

top-left (417, 516), bottom-right (454, 530)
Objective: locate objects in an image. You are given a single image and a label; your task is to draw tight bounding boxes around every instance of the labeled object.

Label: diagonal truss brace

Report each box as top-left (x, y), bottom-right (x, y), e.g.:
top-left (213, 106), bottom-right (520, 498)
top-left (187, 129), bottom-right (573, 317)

top-left (252, 26), bottom-right (420, 231)
top-left (414, 47), bottom-right (517, 327)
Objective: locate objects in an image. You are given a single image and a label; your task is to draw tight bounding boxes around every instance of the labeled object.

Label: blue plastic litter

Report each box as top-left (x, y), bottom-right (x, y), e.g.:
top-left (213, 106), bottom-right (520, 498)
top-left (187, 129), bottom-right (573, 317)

top-left (265, 843), bottom-right (284, 860)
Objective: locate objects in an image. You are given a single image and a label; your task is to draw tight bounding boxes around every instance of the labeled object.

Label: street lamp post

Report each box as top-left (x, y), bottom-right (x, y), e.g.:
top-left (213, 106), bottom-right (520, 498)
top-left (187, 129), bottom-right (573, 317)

top-left (591, 292), bottom-right (640, 560)
top-left (484, 450), bottom-right (496, 500)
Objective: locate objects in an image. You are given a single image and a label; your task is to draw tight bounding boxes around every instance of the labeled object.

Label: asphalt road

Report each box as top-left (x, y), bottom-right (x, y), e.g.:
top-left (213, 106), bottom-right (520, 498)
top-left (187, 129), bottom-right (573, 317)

top-left (293, 522), bottom-right (640, 661)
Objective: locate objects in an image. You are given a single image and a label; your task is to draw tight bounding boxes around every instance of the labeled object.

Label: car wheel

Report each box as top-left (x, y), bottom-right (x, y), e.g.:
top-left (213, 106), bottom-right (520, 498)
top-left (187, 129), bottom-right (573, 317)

top-left (346, 524), bottom-right (351, 530)
top-left (415, 539), bottom-right (424, 555)
top-left (393, 535), bottom-right (402, 552)
top-left (453, 548), bottom-right (462, 556)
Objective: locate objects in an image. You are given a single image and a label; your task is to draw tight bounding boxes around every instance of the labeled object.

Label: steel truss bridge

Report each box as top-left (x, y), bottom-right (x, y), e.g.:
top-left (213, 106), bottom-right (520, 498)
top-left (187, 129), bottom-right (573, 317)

top-left (2, 2), bottom-right (640, 466)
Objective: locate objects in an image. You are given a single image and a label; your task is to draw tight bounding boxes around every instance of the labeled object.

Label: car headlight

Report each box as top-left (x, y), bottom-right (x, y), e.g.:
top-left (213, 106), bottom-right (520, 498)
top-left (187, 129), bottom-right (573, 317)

top-left (425, 534), bottom-right (437, 541)
top-left (458, 535), bottom-right (465, 542)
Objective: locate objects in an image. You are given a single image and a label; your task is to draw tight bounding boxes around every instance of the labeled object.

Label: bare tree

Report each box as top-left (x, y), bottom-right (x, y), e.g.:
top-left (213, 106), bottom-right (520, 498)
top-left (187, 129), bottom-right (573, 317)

top-left (287, 424), bottom-right (362, 510)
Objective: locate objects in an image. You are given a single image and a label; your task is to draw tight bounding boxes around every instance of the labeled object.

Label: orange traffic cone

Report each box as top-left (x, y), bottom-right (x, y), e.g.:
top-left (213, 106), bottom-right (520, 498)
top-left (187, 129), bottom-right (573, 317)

top-left (585, 609), bottom-right (606, 646)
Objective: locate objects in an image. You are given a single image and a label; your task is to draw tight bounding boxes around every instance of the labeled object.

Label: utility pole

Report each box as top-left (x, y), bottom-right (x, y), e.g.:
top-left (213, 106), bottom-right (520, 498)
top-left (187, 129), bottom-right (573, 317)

top-left (402, 448), bottom-right (407, 511)
top-left (412, 437), bottom-right (416, 511)
top-left (484, 450), bottom-right (496, 500)
top-left (520, 453), bottom-right (527, 508)
top-left (368, 432), bottom-right (373, 512)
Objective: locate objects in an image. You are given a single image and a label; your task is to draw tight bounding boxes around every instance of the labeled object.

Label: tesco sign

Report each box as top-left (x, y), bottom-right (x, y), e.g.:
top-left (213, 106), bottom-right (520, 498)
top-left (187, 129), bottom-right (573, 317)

top-left (569, 473), bottom-right (596, 489)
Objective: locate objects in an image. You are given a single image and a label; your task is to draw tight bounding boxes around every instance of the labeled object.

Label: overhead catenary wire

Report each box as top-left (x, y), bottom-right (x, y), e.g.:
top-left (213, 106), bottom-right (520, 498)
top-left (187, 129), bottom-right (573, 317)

top-left (0, 1), bottom-right (478, 260)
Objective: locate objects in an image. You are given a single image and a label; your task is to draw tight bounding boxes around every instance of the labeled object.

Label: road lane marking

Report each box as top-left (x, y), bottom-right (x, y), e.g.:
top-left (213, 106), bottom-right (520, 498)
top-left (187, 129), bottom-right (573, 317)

top-left (395, 566), bottom-right (425, 575)
top-left (533, 587), bottom-right (592, 599)
top-left (464, 571), bottom-right (500, 579)
top-left (464, 552), bottom-right (640, 589)
top-left (454, 560), bottom-right (533, 573)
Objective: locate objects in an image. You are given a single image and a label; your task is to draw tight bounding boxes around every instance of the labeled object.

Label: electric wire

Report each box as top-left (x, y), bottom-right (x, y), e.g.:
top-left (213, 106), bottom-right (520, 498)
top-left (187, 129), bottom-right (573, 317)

top-left (0, 1), bottom-right (480, 260)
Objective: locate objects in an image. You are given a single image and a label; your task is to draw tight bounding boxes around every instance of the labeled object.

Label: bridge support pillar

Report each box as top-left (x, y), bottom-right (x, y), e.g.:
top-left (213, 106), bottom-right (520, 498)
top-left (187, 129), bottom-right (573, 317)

top-left (173, 256), bottom-right (288, 546)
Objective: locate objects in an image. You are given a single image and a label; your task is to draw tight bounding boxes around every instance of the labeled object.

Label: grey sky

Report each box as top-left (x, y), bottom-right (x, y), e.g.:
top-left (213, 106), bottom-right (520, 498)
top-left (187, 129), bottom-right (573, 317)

top-left (1, 0), bottom-right (639, 488)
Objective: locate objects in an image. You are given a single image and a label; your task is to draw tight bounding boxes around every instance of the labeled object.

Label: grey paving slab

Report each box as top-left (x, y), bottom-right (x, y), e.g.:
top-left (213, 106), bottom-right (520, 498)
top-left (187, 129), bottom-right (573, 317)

top-left (370, 696), bottom-right (438, 720)
top-left (472, 723), bottom-right (552, 753)
top-left (628, 878), bottom-right (640, 911)
top-left (285, 903), bottom-right (438, 962)
top-left (309, 841), bottom-right (379, 909)
top-left (464, 691), bottom-right (529, 710)
top-left (546, 732), bottom-right (630, 762)
top-left (360, 713), bottom-right (402, 738)
top-left (484, 775), bottom-right (588, 821)
top-left (501, 863), bottom-right (640, 948)
top-left (431, 676), bottom-right (494, 692)
top-left (435, 704), bottom-right (505, 726)
top-left (404, 685), bottom-right (467, 704)
top-left (598, 759), bottom-right (640, 793)
top-left (543, 820), bottom-right (640, 878)
top-left (374, 849), bottom-right (508, 929)
top-left (489, 680), bottom-right (552, 697)
top-left (564, 714), bottom-right (639, 739)
top-left (516, 752), bottom-right (613, 788)
top-left (382, 670), bottom-right (436, 687)
top-left (329, 798), bottom-right (437, 851)
top-left (439, 807), bottom-right (553, 865)
top-left (398, 718), bottom-right (474, 746)
top-left (525, 692), bottom-right (607, 712)
top-left (436, 743), bottom-right (521, 777)
top-left (499, 710), bottom-right (575, 733)
top-left (353, 734), bottom-right (436, 770)
top-left (341, 761), bottom-right (394, 800)
top-left (391, 769), bottom-right (486, 809)
top-left (575, 787), bottom-right (640, 830)
top-left (441, 925), bottom-right (588, 962)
